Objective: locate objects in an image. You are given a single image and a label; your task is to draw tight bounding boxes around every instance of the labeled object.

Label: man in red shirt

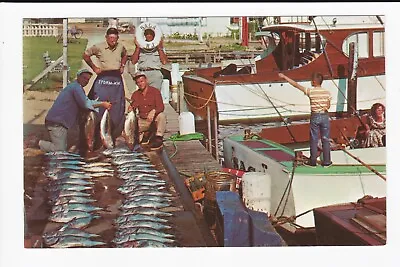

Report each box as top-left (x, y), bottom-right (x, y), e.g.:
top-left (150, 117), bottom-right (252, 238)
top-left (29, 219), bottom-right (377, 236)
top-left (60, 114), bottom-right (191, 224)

top-left (128, 71), bottom-right (166, 150)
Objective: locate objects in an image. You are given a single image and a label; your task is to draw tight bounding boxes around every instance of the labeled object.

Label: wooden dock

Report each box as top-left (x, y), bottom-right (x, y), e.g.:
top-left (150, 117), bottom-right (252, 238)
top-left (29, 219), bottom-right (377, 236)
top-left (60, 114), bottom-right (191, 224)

top-left (163, 104), bottom-right (222, 177)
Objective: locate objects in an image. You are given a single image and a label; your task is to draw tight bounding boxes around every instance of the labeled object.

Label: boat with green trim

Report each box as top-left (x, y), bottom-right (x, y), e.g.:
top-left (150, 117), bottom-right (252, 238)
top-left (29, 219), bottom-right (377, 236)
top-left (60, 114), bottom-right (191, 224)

top-left (222, 135), bottom-right (386, 229)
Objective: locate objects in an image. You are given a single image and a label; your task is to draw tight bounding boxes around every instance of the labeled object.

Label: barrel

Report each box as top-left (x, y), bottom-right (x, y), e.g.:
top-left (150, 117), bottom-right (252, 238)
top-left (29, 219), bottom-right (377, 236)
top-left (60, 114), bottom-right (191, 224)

top-left (203, 171), bottom-right (236, 228)
top-left (178, 112), bottom-right (195, 135)
top-left (241, 172), bottom-right (272, 214)
top-left (161, 79), bottom-right (170, 104)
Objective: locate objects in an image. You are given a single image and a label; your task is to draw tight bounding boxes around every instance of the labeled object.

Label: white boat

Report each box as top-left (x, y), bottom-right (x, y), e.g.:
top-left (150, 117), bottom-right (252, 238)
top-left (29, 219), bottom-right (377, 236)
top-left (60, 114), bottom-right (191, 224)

top-left (223, 135), bottom-right (386, 228)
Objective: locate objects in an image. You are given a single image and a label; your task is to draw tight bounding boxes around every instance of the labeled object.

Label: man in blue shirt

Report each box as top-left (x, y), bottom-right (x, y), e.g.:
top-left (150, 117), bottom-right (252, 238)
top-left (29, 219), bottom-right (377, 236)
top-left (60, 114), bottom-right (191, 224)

top-left (35, 69), bottom-right (112, 152)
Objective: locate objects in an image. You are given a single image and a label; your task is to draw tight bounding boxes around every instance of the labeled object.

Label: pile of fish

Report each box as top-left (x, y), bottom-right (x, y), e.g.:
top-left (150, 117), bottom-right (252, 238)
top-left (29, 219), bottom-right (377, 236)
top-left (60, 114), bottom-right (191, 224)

top-left (42, 151), bottom-right (114, 248)
top-left (102, 147), bottom-right (179, 248)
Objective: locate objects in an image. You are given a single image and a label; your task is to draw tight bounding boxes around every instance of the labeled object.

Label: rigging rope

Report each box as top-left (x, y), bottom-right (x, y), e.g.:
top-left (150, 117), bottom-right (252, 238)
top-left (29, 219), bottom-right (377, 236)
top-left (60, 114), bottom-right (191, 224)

top-left (274, 159), bottom-right (298, 217)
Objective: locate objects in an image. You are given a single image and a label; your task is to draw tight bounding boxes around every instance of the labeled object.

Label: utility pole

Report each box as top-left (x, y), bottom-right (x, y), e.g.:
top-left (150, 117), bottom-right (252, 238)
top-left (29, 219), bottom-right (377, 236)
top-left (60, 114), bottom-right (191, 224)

top-left (241, 17), bottom-right (248, 47)
top-left (198, 17), bottom-right (203, 43)
top-left (62, 18), bottom-right (68, 87)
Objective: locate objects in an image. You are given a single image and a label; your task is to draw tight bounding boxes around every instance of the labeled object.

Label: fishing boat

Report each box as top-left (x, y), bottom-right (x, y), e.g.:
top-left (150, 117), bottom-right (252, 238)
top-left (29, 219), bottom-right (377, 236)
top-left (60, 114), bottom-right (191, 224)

top-left (313, 196), bottom-right (386, 246)
top-left (182, 16), bottom-right (385, 125)
top-left (222, 134), bottom-right (386, 244)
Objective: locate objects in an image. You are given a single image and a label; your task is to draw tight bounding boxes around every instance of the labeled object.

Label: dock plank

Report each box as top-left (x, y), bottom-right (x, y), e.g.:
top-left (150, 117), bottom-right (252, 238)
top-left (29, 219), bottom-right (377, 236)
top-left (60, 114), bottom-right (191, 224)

top-left (163, 104), bottom-right (221, 177)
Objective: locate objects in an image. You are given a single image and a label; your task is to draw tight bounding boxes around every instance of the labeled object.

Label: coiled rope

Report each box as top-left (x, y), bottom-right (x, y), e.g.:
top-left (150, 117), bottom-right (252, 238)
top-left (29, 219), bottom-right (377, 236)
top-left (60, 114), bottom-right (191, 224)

top-left (166, 132), bottom-right (205, 159)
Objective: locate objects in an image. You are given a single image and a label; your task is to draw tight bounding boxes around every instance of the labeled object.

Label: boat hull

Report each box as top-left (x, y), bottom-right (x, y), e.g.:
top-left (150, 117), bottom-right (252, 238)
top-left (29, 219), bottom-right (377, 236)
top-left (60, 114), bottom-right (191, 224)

top-left (313, 197), bottom-right (386, 245)
top-left (223, 136), bottom-right (386, 228)
top-left (183, 75), bottom-right (385, 124)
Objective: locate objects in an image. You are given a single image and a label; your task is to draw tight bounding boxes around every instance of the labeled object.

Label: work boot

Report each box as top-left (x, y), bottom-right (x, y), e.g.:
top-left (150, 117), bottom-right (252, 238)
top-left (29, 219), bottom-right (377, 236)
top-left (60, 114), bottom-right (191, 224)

top-left (150, 135), bottom-right (163, 151)
top-left (140, 131), bottom-right (153, 145)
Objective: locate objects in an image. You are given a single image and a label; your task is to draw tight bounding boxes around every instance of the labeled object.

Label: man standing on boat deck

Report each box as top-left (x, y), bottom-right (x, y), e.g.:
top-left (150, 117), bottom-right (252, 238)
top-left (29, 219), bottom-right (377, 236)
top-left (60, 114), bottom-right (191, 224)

top-left (131, 28), bottom-right (168, 90)
top-left (83, 27), bottom-right (128, 150)
top-left (278, 72), bottom-right (332, 168)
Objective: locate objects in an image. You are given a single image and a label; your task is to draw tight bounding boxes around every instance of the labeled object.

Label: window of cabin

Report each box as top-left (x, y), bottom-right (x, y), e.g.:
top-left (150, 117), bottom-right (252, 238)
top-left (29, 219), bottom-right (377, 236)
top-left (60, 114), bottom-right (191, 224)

top-left (373, 31), bottom-right (385, 57)
top-left (342, 32), bottom-right (369, 58)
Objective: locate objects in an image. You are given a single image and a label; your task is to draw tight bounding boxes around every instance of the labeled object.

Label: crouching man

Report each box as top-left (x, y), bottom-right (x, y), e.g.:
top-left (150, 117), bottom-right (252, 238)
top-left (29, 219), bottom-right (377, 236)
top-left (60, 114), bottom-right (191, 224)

top-left (36, 69), bottom-right (112, 152)
top-left (128, 71), bottom-right (166, 151)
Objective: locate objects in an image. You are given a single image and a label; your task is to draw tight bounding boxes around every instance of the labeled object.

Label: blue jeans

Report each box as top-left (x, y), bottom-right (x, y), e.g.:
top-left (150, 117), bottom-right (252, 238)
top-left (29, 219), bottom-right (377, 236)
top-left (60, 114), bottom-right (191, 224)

top-left (310, 113), bottom-right (331, 165)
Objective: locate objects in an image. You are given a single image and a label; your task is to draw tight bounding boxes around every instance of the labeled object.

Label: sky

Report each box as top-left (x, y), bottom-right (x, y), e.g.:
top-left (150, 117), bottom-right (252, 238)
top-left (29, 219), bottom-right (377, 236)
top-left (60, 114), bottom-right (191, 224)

top-left (1, 2), bottom-right (400, 267)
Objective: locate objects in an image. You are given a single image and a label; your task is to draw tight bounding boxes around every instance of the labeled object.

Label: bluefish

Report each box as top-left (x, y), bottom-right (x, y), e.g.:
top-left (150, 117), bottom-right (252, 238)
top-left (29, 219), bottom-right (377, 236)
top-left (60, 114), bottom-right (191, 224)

top-left (125, 189), bottom-right (173, 198)
top-left (47, 160), bottom-right (85, 166)
top-left (119, 207), bottom-right (173, 217)
top-left (46, 184), bottom-right (92, 192)
top-left (117, 185), bottom-right (166, 195)
top-left (123, 110), bottom-right (136, 149)
top-left (100, 109), bottom-right (114, 149)
top-left (114, 214), bottom-right (168, 225)
top-left (122, 177), bottom-right (163, 186)
top-left (43, 227), bottom-right (100, 242)
top-left (49, 178), bottom-right (94, 186)
top-left (52, 203), bottom-right (103, 213)
top-left (113, 233), bottom-right (176, 245)
top-left (66, 215), bottom-right (100, 229)
top-left (45, 151), bottom-right (82, 158)
top-left (49, 190), bottom-right (91, 201)
top-left (83, 110), bottom-right (96, 152)
top-left (52, 196), bottom-right (96, 205)
top-left (115, 227), bottom-right (174, 239)
top-left (117, 220), bottom-right (172, 230)
top-left (102, 147), bottom-right (130, 156)
top-left (49, 210), bottom-right (95, 223)
top-left (120, 199), bottom-right (171, 209)
top-left (111, 157), bottom-right (150, 166)
top-left (83, 166), bottom-right (114, 173)
top-left (48, 236), bottom-right (105, 248)
top-left (118, 172), bottom-right (160, 180)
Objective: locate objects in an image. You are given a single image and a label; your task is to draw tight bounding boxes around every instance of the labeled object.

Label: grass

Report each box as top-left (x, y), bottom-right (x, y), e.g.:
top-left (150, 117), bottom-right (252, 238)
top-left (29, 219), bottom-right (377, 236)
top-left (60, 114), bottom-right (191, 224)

top-left (23, 37), bottom-right (88, 91)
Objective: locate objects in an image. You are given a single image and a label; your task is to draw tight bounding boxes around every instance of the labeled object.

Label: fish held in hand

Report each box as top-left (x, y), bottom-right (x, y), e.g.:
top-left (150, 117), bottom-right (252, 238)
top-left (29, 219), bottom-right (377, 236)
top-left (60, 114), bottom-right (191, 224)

top-left (124, 110), bottom-right (136, 149)
top-left (100, 109), bottom-right (114, 149)
top-left (83, 111), bottom-right (96, 152)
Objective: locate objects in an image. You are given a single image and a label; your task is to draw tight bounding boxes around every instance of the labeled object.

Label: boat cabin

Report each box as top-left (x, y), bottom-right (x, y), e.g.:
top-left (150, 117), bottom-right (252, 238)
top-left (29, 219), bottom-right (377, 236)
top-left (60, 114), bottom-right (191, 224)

top-left (254, 22), bottom-right (385, 77)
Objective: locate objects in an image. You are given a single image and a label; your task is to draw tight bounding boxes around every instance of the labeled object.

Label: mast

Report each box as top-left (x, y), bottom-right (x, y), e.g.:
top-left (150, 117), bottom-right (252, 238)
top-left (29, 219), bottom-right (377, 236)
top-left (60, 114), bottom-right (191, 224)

top-left (347, 42), bottom-right (358, 114)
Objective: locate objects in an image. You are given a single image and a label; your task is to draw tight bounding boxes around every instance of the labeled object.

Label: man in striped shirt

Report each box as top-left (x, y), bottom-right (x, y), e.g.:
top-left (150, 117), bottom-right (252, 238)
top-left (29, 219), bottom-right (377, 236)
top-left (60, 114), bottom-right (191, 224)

top-left (279, 72), bottom-right (332, 168)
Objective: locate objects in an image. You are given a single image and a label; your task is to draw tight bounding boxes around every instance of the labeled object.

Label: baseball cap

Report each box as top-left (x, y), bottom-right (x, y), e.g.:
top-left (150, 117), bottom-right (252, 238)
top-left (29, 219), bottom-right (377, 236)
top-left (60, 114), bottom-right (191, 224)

top-left (133, 71), bottom-right (146, 80)
top-left (76, 69), bottom-right (93, 76)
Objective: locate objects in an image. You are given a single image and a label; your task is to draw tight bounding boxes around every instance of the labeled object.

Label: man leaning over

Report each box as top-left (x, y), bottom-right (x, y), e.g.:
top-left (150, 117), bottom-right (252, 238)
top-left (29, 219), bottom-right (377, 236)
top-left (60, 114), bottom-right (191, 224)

top-left (32, 69), bottom-right (111, 152)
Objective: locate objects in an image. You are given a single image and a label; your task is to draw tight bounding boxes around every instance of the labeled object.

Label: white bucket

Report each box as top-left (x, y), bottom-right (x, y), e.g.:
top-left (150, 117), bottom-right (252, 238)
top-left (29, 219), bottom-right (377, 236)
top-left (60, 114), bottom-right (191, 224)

top-left (241, 172), bottom-right (272, 214)
top-left (179, 112), bottom-right (195, 135)
top-left (171, 63), bottom-right (181, 85)
top-left (161, 79), bottom-right (170, 104)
